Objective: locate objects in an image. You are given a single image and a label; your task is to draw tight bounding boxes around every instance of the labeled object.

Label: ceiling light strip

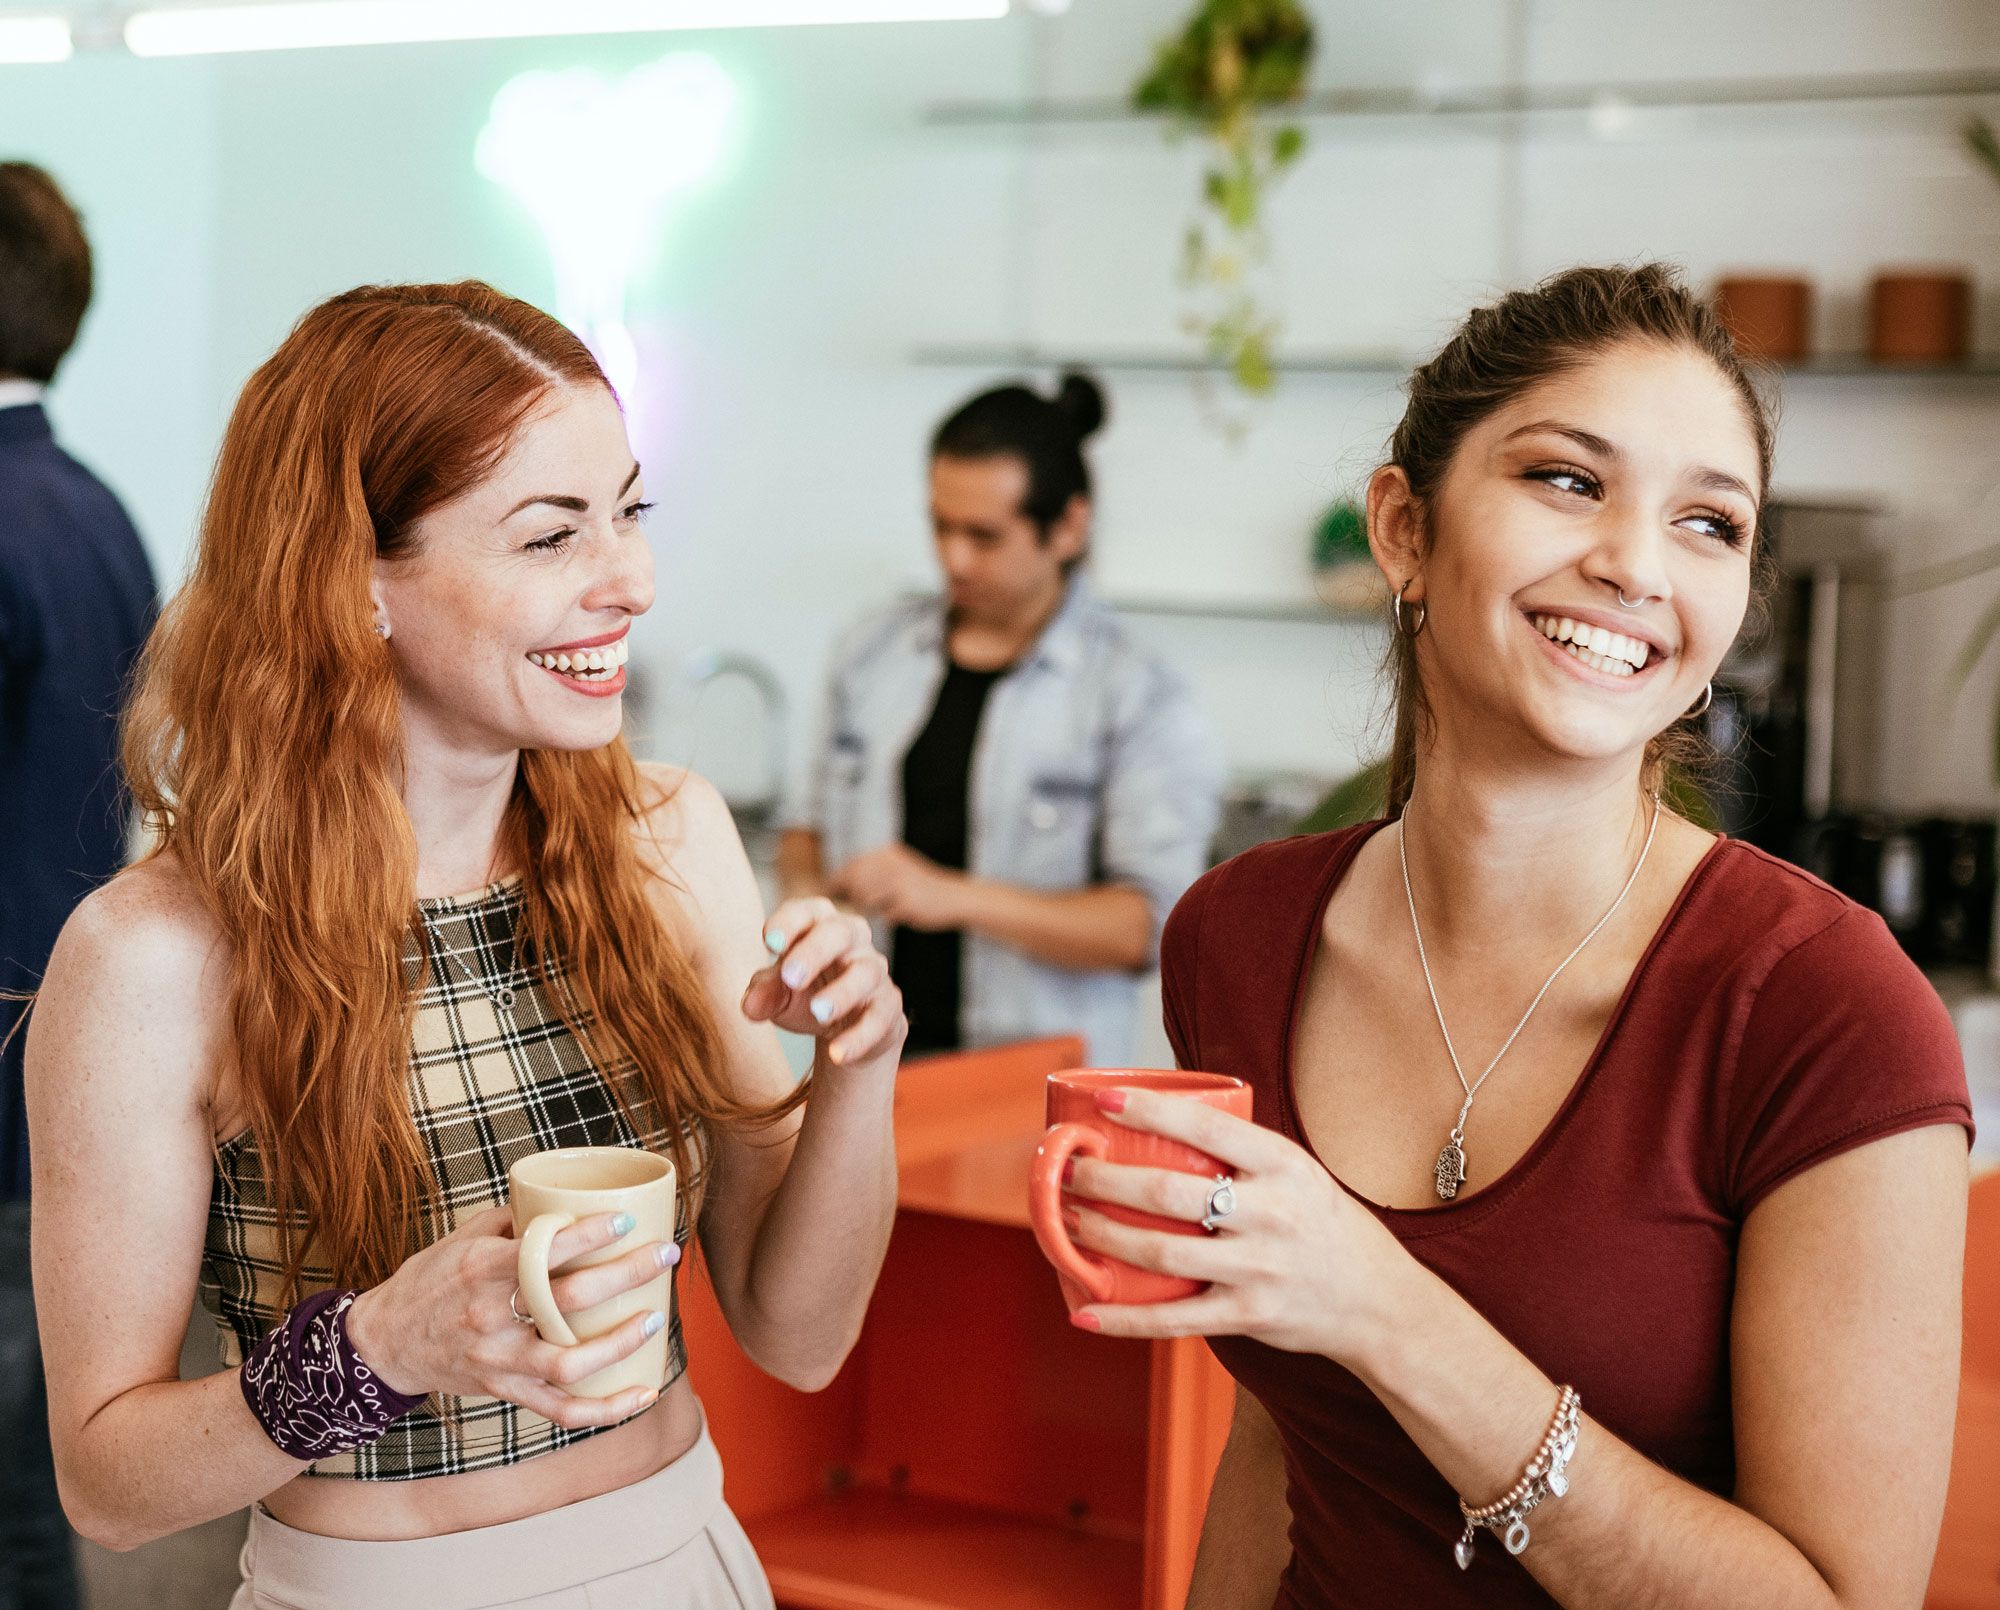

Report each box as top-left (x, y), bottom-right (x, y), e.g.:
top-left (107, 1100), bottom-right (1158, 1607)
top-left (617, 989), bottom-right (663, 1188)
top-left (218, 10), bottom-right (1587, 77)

top-left (124, 0), bottom-right (1007, 57)
top-left (0, 15), bottom-right (74, 62)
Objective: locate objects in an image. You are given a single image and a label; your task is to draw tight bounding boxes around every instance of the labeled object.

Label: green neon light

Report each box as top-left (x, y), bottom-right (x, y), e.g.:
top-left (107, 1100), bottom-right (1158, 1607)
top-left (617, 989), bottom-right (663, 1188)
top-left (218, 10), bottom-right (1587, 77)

top-left (477, 53), bottom-right (735, 406)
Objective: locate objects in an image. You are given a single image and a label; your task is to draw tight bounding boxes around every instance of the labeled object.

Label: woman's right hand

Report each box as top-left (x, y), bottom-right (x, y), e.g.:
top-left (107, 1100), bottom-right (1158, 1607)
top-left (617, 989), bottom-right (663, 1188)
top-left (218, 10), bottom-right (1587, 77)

top-left (343, 1205), bottom-right (677, 1429)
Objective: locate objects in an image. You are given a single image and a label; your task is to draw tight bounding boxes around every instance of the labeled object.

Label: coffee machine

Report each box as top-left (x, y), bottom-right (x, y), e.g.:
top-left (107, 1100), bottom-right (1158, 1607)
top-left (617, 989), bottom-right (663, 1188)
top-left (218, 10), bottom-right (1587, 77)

top-left (1703, 500), bottom-right (1995, 969)
top-left (1706, 499), bottom-right (1888, 855)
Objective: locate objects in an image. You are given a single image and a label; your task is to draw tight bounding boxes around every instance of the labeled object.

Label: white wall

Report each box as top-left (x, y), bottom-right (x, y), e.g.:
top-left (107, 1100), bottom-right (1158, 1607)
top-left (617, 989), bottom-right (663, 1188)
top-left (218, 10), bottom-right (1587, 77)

top-left (0, 50), bottom-right (224, 565)
top-left (3, 0), bottom-right (1997, 812)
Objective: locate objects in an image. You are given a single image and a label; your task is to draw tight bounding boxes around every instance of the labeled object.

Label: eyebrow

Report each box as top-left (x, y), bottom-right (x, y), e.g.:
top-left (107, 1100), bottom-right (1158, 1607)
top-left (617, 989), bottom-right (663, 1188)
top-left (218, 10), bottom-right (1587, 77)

top-left (1502, 421), bottom-right (1757, 504)
top-left (931, 508), bottom-right (1006, 539)
top-left (503, 462), bottom-right (641, 520)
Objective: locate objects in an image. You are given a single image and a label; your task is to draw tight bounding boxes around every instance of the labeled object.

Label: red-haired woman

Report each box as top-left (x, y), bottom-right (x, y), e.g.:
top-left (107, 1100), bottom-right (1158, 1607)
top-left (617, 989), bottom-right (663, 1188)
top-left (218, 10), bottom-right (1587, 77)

top-left (26, 282), bottom-right (905, 1608)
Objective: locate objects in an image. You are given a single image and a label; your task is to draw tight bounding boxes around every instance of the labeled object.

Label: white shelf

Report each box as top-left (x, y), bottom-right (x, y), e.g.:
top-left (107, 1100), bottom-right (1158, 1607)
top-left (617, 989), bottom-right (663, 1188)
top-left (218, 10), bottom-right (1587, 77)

top-left (1103, 593), bottom-right (1376, 624)
top-left (914, 344), bottom-right (2000, 381)
top-left (925, 68), bottom-right (2000, 128)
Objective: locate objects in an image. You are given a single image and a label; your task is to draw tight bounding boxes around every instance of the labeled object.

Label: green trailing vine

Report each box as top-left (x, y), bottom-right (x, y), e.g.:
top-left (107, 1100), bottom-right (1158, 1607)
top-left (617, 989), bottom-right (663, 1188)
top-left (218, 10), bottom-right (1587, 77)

top-left (1133, 0), bottom-right (1315, 417)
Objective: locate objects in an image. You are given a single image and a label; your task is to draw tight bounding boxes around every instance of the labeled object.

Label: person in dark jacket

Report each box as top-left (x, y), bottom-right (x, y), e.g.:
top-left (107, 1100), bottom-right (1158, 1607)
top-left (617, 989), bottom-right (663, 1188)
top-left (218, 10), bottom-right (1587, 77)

top-left (0, 160), bottom-right (157, 1610)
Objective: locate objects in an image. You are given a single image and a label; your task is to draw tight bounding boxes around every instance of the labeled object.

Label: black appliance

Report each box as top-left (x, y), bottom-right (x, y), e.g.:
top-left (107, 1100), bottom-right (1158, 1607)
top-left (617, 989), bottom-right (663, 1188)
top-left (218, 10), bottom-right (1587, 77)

top-left (1706, 500), bottom-right (1887, 856)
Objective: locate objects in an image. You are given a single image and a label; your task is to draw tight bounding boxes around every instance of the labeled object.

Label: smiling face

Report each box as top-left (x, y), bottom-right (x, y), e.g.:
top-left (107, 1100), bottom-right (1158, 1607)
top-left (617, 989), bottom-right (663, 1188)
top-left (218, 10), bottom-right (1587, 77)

top-left (371, 382), bottom-right (654, 762)
top-left (1376, 339), bottom-right (1762, 773)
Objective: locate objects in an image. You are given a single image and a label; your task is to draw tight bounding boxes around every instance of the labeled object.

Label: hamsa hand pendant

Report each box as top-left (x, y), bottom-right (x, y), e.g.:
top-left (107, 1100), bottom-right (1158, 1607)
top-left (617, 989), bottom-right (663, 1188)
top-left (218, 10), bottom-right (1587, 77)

top-left (1434, 1139), bottom-right (1466, 1200)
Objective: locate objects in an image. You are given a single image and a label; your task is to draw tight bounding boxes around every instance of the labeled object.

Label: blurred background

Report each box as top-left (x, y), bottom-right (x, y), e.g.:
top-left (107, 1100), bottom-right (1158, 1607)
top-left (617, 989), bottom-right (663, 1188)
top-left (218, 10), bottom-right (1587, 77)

top-left (4, 0), bottom-right (1999, 1604)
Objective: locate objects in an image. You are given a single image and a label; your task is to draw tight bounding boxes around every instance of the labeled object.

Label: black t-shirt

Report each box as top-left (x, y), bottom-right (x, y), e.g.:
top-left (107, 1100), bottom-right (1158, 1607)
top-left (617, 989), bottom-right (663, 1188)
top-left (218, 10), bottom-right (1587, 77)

top-left (894, 658), bottom-right (1008, 1054)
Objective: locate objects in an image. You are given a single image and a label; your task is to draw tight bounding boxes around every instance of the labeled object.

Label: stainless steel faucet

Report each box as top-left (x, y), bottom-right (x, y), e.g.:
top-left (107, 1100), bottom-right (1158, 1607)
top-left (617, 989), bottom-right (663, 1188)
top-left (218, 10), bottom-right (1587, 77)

top-left (676, 648), bottom-right (788, 834)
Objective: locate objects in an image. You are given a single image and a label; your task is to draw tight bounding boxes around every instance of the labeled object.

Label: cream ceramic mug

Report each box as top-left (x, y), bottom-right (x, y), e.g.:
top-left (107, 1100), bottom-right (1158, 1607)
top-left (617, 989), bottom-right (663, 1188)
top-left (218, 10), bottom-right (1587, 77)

top-left (509, 1146), bottom-right (676, 1400)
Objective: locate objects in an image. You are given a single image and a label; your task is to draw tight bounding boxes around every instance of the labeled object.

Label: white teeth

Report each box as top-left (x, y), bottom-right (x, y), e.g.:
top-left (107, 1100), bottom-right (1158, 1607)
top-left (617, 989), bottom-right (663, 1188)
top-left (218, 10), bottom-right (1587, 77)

top-left (529, 639), bottom-right (628, 679)
top-left (1536, 608), bottom-right (1648, 672)
top-left (529, 638), bottom-right (628, 677)
top-left (1529, 613), bottom-right (1651, 673)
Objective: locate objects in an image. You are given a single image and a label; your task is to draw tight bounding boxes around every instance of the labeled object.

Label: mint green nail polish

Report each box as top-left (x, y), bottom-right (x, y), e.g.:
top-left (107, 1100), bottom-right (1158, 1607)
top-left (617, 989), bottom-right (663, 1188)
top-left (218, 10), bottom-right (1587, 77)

top-left (610, 1212), bottom-right (635, 1237)
top-left (764, 928), bottom-right (785, 954)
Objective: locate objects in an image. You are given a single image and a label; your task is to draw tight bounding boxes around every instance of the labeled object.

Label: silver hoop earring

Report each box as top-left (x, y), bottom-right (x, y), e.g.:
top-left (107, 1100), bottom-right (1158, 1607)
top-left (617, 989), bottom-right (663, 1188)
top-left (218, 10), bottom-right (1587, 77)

top-left (1686, 682), bottom-right (1713, 719)
top-left (1616, 588), bottom-right (1646, 609)
top-left (1393, 581), bottom-right (1427, 639)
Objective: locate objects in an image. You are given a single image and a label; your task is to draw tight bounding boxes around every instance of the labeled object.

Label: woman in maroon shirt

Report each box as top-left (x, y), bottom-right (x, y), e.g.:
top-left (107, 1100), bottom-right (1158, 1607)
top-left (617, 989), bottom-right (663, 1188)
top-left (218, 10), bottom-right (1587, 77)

top-left (1059, 264), bottom-right (1973, 1608)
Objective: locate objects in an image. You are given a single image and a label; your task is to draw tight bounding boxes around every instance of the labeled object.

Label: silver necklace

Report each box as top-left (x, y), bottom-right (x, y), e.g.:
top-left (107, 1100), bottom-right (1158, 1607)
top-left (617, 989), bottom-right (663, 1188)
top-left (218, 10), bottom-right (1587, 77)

top-left (1401, 793), bottom-right (1660, 1200)
top-left (419, 905), bottom-right (521, 1017)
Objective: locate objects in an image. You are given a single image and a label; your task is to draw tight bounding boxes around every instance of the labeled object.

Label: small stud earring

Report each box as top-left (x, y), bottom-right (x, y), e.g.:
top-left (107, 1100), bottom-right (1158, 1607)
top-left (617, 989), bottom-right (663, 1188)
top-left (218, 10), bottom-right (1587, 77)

top-left (374, 622), bottom-right (390, 639)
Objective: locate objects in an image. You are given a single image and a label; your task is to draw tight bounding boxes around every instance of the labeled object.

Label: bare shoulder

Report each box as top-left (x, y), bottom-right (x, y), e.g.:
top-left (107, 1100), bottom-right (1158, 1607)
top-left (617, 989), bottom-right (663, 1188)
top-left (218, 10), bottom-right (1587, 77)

top-left (28, 853), bottom-right (231, 1137)
top-left (630, 763), bottom-right (761, 953)
top-left (45, 853), bottom-right (229, 1006)
top-left (632, 761), bottom-right (740, 870)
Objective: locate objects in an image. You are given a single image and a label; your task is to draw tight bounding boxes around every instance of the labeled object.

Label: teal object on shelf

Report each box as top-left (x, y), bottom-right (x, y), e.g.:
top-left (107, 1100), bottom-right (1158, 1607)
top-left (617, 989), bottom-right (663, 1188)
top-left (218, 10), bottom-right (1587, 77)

top-left (1313, 498), bottom-right (1369, 571)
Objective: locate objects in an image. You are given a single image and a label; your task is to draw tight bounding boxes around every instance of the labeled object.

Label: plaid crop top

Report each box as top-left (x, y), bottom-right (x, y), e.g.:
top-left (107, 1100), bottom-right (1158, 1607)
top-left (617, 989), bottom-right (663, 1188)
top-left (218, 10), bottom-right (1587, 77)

top-left (197, 876), bottom-right (700, 1481)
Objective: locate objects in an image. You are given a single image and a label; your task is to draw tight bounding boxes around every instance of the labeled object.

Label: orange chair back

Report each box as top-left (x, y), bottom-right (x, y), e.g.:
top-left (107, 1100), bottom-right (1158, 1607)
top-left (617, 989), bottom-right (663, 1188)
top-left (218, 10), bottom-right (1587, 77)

top-left (1928, 1170), bottom-right (2000, 1610)
top-left (1964, 1172), bottom-right (2000, 1385)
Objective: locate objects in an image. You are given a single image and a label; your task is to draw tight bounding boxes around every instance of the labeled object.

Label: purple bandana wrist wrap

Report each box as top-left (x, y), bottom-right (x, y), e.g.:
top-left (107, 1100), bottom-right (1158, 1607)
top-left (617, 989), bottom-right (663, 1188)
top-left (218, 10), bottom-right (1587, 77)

top-left (239, 1289), bottom-right (425, 1461)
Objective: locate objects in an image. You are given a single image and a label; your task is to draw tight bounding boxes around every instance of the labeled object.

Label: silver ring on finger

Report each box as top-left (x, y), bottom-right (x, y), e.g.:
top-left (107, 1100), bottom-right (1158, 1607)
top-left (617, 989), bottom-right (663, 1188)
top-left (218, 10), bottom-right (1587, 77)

top-left (508, 1286), bottom-right (537, 1325)
top-left (1201, 1173), bottom-right (1238, 1234)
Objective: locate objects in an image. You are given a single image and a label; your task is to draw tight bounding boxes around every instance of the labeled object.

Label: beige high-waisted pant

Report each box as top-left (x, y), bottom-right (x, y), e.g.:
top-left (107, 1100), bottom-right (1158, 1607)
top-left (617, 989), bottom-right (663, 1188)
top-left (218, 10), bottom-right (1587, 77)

top-left (229, 1420), bottom-right (773, 1609)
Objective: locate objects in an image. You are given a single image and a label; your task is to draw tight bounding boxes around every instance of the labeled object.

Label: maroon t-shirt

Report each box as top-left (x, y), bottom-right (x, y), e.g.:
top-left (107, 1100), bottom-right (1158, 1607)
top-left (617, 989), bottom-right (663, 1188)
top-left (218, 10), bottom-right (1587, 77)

top-left (1160, 823), bottom-right (1973, 1609)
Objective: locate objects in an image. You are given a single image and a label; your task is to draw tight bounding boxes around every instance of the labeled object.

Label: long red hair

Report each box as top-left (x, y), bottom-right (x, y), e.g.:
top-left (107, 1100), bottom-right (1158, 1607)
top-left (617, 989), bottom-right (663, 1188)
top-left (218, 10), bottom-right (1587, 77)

top-left (122, 281), bottom-right (801, 1296)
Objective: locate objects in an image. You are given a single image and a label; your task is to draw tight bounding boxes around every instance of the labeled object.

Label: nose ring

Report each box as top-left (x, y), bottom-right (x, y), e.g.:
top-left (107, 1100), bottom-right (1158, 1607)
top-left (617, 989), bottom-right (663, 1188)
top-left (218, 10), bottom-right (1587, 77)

top-left (1616, 588), bottom-right (1647, 609)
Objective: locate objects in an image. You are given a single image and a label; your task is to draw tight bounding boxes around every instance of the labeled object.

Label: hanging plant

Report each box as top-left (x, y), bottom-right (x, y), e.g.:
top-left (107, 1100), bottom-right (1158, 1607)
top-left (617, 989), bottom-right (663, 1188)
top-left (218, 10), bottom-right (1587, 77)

top-left (1133, 0), bottom-right (1315, 428)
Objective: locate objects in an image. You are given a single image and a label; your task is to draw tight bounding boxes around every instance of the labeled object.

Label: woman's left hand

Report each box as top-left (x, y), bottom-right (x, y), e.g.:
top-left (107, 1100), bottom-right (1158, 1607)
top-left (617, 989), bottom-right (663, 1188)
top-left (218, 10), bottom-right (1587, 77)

top-left (1063, 1086), bottom-right (1411, 1365)
top-left (742, 896), bottom-right (906, 1071)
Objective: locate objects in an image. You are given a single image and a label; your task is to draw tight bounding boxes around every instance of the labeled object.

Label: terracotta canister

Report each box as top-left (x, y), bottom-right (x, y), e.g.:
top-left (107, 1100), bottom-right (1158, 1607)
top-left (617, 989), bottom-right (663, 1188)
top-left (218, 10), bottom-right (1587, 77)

top-left (1868, 270), bottom-right (1972, 364)
top-left (1714, 275), bottom-right (1813, 362)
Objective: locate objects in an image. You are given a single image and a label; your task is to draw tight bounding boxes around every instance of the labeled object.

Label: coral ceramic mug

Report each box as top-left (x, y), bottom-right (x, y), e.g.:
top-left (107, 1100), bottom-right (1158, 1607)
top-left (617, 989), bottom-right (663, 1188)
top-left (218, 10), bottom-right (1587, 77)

top-left (1029, 1069), bottom-right (1252, 1311)
top-left (509, 1146), bottom-right (676, 1399)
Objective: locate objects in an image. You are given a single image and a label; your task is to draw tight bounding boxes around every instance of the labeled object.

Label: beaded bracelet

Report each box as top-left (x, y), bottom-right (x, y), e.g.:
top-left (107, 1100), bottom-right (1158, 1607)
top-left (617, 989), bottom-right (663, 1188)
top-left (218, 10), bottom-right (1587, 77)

top-left (1454, 1384), bottom-right (1581, 1569)
top-left (239, 1289), bottom-right (425, 1462)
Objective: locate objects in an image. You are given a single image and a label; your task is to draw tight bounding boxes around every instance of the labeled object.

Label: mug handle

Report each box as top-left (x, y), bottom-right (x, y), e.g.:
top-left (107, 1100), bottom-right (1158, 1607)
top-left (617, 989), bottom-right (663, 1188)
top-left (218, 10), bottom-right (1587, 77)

top-left (515, 1212), bottom-right (580, 1346)
top-left (1029, 1122), bottom-right (1116, 1305)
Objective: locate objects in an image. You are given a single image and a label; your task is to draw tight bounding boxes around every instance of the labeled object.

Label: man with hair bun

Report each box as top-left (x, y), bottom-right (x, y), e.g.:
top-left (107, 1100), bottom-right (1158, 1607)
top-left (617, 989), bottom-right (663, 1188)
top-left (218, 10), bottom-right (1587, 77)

top-left (780, 372), bottom-right (1223, 1063)
top-left (0, 160), bottom-right (157, 1610)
